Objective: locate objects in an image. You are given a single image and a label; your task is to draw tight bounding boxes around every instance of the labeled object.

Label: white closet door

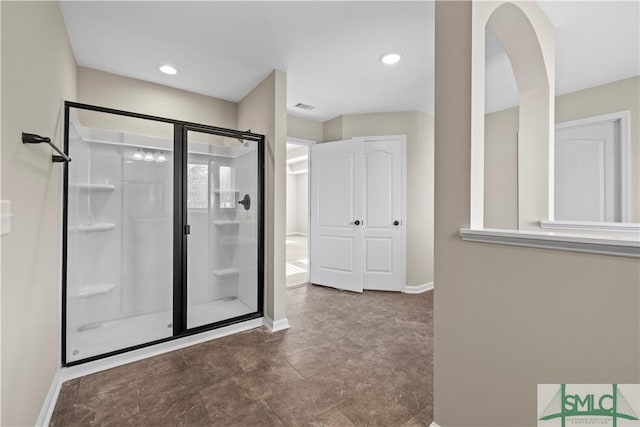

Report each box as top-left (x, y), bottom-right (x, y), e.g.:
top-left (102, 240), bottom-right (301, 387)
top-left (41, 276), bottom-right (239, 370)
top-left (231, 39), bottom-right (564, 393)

top-left (310, 140), bottom-right (364, 293)
top-left (360, 138), bottom-right (404, 291)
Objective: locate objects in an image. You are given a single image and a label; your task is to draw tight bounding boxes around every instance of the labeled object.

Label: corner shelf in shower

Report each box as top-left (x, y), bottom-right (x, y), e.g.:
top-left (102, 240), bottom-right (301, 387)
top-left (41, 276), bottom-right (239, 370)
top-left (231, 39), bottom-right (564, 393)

top-left (68, 223), bottom-right (116, 232)
top-left (70, 183), bottom-right (116, 191)
top-left (213, 220), bottom-right (240, 226)
top-left (213, 268), bottom-right (239, 277)
top-left (78, 283), bottom-right (115, 298)
top-left (72, 121), bottom-right (254, 159)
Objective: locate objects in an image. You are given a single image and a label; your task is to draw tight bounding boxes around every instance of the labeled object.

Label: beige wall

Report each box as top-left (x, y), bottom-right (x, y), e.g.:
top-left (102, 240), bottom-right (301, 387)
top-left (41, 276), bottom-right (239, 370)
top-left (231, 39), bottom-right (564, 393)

top-left (485, 76), bottom-right (640, 228)
top-left (322, 116), bottom-right (343, 142)
top-left (238, 70), bottom-right (287, 322)
top-left (287, 114), bottom-right (323, 142)
top-left (434, 3), bottom-right (640, 426)
top-left (1, 2), bottom-right (77, 425)
top-left (484, 107), bottom-right (519, 229)
top-left (77, 67), bottom-right (237, 134)
top-left (324, 111), bottom-right (435, 286)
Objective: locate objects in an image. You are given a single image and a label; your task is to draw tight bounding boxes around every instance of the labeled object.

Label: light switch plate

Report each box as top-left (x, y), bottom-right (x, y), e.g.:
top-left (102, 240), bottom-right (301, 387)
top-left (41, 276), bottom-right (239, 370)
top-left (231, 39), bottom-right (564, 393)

top-left (1, 200), bottom-right (12, 236)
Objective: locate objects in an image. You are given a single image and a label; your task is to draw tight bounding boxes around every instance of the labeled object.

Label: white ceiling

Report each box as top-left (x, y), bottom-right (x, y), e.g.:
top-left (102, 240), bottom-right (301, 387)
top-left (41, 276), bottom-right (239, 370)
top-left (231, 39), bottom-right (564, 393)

top-left (486, 1), bottom-right (639, 113)
top-left (60, 1), bottom-right (638, 122)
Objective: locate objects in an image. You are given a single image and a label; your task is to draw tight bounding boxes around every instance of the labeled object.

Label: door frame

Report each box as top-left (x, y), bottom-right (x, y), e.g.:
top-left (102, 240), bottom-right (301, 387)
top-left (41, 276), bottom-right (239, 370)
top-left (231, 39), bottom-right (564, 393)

top-left (553, 111), bottom-right (631, 223)
top-left (61, 101), bottom-right (265, 366)
top-left (285, 136), bottom-right (316, 284)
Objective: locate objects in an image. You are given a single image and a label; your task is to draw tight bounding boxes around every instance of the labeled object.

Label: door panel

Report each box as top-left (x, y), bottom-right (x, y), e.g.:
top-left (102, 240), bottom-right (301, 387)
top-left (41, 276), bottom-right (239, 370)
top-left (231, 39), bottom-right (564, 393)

top-left (365, 150), bottom-right (393, 228)
top-left (310, 140), bottom-right (363, 292)
top-left (365, 238), bottom-right (393, 272)
top-left (362, 139), bottom-right (403, 291)
top-left (318, 236), bottom-right (354, 272)
top-left (185, 129), bottom-right (259, 329)
top-left (318, 152), bottom-right (355, 228)
top-left (556, 138), bottom-right (605, 221)
top-left (555, 120), bottom-right (618, 222)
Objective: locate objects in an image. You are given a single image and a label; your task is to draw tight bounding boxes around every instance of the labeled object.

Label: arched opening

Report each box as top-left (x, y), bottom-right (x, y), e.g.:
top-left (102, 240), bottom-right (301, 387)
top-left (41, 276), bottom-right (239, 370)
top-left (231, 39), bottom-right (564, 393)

top-left (470, 1), bottom-right (554, 230)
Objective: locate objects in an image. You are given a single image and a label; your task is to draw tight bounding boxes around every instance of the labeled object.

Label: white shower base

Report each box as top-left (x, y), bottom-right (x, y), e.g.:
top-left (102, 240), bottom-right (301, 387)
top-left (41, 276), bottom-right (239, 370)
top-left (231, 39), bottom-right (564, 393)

top-left (67, 298), bottom-right (254, 363)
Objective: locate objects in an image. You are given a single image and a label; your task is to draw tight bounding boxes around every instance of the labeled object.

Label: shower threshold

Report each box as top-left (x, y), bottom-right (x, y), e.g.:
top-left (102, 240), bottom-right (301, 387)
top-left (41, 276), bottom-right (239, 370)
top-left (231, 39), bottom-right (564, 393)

top-left (67, 298), bottom-right (253, 363)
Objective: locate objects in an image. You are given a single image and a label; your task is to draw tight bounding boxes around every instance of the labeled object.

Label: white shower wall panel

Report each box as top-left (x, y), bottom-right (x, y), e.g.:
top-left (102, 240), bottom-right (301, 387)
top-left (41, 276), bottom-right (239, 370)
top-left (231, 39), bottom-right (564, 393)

top-left (68, 138), bottom-right (124, 329)
top-left (234, 149), bottom-right (259, 312)
top-left (121, 157), bottom-right (173, 315)
top-left (187, 210), bottom-right (211, 304)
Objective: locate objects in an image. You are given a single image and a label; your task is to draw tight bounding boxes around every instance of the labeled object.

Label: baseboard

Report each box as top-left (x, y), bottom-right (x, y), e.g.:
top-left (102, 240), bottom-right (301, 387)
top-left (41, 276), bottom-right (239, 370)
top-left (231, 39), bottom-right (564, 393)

top-left (264, 316), bottom-right (290, 332)
top-left (430, 422), bottom-right (442, 427)
top-left (36, 368), bottom-right (62, 426)
top-left (61, 317), bottom-right (264, 382)
top-left (403, 281), bottom-right (434, 294)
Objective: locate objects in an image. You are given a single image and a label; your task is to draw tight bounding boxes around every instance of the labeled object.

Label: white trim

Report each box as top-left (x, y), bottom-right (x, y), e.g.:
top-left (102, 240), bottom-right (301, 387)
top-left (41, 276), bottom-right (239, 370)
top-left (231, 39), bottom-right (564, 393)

top-left (540, 220), bottom-right (640, 233)
top-left (288, 169), bottom-right (308, 175)
top-left (36, 369), bottom-right (62, 427)
top-left (429, 423), bottom-right (442, 427)
top-left (286, 154), bottom-right (308, 164)
top-left (264, 316), bottom-right (290, 332)
top-left (460, 228), bottom-right (639, 258)
top-left (286, 136), bottom-right (317, 147)
top-left (61, 317), bottom-right (264, 381)
top-left (554, 111), bottom-right (632, 222)
top-left (286, 232), bottom-right (308, 236)
top-left (403, 282), bottom-right (434, 294)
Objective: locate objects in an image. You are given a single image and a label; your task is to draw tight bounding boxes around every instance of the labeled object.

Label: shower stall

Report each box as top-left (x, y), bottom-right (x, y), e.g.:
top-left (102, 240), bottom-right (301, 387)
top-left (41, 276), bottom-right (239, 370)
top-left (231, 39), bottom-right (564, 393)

top-left (62, 101), bottom-right (264, 365)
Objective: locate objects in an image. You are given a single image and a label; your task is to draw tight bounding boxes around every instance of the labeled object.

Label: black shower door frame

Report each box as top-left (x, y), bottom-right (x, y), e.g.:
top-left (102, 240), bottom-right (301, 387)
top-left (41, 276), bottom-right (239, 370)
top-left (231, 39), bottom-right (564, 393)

top-left (62, 101), bottom-right (265, 366)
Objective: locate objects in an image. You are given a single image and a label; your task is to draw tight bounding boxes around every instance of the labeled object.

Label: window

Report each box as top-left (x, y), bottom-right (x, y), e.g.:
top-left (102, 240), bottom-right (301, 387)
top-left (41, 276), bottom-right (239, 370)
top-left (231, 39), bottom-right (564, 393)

top-left (218, 166), bottom-right (235, 209)
top-left (187, 164), bottom-right (208, 209)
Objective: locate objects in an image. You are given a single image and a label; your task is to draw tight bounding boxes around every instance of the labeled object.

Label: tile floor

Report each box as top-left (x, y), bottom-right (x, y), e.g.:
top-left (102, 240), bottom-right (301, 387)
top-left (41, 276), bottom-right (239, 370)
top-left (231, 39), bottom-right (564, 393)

top-left (51, 284), bottom-right (433, 426)
top-left (286, 235), bottom-right (309, 288)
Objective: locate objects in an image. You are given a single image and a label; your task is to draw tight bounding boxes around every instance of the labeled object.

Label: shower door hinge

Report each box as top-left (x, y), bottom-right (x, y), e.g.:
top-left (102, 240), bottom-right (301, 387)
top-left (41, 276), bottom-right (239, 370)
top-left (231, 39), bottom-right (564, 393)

top-left (184, 224), bottom-right (191, 235)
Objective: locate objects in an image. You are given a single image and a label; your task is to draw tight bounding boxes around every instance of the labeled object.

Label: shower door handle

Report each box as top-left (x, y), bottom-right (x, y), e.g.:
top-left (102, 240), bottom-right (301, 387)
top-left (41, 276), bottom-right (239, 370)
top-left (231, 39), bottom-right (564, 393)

top-left (184, 224), bottom-right (191, 235)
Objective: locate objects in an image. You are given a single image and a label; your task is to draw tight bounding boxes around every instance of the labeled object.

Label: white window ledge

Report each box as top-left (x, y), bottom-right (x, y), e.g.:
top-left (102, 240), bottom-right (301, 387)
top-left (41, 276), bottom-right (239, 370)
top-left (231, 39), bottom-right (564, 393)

top-left (540, 220), bottom-right (640, 233)
top-left (459, 228), bottom-right (640, 258)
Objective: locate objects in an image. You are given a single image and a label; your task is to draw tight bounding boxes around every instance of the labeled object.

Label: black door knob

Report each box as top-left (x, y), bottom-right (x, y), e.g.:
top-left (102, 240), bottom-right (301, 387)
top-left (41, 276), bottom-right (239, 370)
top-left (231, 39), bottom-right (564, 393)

top-left (393, 220), bottom-right (400, 226)
top-left (354, 220), bottom-right (361, 225)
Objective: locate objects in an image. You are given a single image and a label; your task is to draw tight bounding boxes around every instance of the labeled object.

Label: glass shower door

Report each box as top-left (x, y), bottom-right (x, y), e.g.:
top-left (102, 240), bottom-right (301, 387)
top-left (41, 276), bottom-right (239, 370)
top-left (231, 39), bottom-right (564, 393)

top-left (63, 101), bottom-right (265, 365)
top-left (65, 106), bottom-right (174, 363)
top-left (185, 128), bottom-right (261, 329)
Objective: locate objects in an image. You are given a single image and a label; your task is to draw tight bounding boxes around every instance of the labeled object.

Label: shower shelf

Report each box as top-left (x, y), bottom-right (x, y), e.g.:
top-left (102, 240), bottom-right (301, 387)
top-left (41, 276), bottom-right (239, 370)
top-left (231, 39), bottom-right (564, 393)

top-left (213, 190), bottom-right (240, 196)
top-left (213, 268), bottom-right (239, 277)
top-left (78, 283), bottom-right (115, 298)
top-left (70, 183), bottom-right (116, 191)
top-left (213, 220), bottom-right (240, 226)
top-left (68, 223), bottom-right (116, 232)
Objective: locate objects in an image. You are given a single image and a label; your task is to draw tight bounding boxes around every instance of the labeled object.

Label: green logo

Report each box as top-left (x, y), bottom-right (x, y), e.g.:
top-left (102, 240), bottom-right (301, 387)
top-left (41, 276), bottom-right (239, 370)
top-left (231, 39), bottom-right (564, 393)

top-left (539, 384), bottom-right (639, 427)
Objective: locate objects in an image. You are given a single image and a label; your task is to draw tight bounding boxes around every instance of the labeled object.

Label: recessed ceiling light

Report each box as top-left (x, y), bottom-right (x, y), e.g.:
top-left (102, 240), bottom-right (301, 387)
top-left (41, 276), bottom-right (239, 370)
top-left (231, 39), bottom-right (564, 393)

top-left (380, 51), bottom-right (402, 65)
top-left (159, 64), bottom-right (177, 75)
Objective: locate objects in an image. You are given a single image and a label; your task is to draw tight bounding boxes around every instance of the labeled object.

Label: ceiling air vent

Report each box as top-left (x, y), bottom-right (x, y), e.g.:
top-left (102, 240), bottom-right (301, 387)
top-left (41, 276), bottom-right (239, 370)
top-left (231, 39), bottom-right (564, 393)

top-left (294, 102), bottom-right (315, 111)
